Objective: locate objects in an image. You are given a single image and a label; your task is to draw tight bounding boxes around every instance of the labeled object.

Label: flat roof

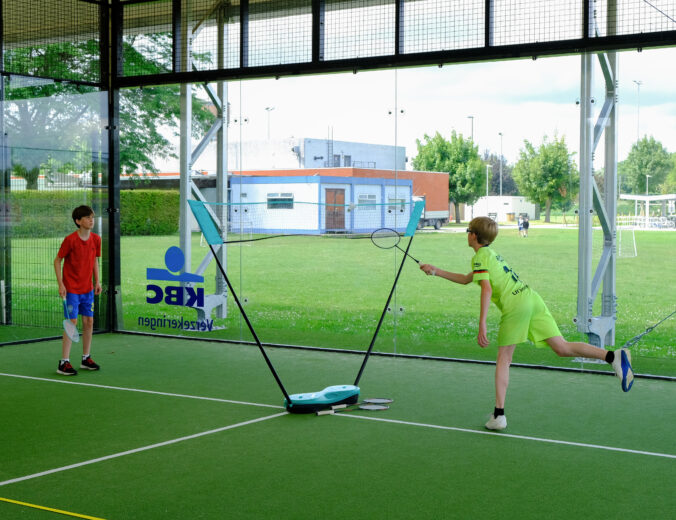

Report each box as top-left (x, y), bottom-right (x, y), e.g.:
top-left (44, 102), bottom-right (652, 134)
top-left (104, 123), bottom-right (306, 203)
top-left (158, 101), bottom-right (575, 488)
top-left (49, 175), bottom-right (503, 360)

top-left (619, 194), bottom-right (676, 202)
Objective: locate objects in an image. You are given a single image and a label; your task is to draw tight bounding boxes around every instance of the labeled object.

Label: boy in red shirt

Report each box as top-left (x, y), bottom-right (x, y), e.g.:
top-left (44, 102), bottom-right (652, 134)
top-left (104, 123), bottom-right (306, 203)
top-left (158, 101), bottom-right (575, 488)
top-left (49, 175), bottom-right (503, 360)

top-left (53, 205), bottom-right (102, 375)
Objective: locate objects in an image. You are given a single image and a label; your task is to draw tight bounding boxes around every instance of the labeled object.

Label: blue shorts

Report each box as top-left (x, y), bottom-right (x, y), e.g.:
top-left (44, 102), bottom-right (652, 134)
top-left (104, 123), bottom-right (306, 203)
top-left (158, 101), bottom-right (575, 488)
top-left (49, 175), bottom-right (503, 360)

top-left (66, 291), bottom-right (94, 319)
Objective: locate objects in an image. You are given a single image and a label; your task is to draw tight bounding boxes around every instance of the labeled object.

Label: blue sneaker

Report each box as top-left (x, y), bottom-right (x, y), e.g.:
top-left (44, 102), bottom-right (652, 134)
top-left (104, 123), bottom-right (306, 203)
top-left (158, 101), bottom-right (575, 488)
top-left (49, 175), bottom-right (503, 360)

top-left (611, 348), bottom-right (634, 392)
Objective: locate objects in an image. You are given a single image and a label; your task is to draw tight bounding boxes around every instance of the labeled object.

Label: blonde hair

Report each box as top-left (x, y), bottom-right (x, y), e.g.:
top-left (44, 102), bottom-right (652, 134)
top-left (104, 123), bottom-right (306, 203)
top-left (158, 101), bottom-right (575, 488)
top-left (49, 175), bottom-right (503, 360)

top-left (469, 216), bottom-right (498, 245)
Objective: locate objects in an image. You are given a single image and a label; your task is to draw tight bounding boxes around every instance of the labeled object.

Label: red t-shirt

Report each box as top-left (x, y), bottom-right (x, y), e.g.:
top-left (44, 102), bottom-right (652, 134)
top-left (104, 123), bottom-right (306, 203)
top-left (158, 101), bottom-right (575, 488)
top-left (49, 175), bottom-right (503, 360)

top-left (58, 231), bottom-right (101, 294)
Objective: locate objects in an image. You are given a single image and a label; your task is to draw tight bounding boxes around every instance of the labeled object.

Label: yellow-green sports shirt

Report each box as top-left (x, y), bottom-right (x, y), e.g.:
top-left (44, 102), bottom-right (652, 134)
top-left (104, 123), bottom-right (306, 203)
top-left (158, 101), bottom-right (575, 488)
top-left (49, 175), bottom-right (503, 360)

top-left (471, 246), bottom-right (531, 313)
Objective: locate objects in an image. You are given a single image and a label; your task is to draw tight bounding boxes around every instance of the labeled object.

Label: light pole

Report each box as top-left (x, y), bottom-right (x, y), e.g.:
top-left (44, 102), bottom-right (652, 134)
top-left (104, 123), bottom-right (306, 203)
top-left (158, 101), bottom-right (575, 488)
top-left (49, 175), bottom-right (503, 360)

top-left (645, 174), bottom-right (652, 228)
top-left (633, 80), bottom-right (642, 142)
top-left (498, 132), bottom-right (503, 197)
top-left (485, 164), bottom-right (490, 198)
top-left (265, 106), bottom-right (275, 139)
top-left (467, 115), bottom-right (474, 141)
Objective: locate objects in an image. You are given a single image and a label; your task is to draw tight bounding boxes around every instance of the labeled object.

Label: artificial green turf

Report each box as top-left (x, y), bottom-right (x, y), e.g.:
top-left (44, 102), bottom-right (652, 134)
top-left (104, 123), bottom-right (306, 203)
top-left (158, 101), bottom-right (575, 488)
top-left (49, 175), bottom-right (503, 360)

top-left (0, 326), bottom-right (63, 344)
top-left (1, 335), bottom-right (674, 519)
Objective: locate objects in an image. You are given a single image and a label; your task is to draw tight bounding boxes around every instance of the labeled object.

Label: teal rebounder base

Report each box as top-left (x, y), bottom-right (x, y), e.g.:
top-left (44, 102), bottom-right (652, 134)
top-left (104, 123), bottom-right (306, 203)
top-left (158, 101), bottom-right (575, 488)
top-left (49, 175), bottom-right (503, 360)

top-left (285, 385), bottom-right (360, 414)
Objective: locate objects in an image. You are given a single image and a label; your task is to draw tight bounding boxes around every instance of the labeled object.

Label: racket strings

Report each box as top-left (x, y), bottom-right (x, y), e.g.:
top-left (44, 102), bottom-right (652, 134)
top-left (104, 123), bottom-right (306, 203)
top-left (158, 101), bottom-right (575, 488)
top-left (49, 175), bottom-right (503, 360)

top-left (371, 228), bottom-right (401, 249)
top-left (63, 320), bottom-right (80, 342)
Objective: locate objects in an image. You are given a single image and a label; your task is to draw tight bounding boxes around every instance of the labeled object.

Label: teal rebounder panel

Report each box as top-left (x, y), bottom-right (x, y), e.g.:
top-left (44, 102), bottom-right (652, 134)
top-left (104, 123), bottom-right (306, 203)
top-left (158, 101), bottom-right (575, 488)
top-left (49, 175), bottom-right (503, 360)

top-left (404, 200), bottom-right (425, 237)
top-left (188, 200), bottom-right (223, 245)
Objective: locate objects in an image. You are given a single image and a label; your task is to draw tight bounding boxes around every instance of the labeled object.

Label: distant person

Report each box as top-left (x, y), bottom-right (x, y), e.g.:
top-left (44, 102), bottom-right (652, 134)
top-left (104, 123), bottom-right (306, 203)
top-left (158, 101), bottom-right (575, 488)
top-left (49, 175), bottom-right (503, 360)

top-left (522, 216), bottom-right (530, 237)
top-left (517, 215), bottom-right (525, 237)
top-left (419, 216), bottom-right (633, 431)
top-left (53, 205), bottom-right (102, 375)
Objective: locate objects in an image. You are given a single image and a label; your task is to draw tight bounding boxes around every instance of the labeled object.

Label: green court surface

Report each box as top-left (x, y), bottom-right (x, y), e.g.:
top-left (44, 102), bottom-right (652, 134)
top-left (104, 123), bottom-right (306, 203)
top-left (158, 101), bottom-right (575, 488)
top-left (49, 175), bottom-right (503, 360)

top-left (1, 335), bottom-right (674, 519)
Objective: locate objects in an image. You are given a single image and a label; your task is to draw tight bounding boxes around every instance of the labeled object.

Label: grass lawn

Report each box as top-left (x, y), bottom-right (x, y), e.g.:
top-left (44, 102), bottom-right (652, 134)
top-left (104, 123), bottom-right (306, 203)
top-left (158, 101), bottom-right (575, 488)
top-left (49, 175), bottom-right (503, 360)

top-left (1, 226), bottom-right (673, 376)
top-left (116, 226), bottom-right (675, 376)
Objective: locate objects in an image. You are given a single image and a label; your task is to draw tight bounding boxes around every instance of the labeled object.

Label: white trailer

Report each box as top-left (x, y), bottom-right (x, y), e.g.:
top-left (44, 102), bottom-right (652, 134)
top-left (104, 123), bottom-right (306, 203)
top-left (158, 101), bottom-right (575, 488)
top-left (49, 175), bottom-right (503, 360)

top-left (413, 196), bottom-right (450, 230)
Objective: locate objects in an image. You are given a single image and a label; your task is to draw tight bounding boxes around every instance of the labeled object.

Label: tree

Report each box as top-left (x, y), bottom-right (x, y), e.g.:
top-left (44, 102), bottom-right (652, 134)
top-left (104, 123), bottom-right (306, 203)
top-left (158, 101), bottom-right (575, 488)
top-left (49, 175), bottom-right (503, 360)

top-left (4, 82), bottom-right (100, 189)
top-left (482, 151), bottom-right (517, 196)
top-left (4, 35), bottom-right (215, 188)
top-left (412, 131), bottom-right (484, 223)
top-left (512, 135), bottom-right (578, 223)
top-left (118, 34), bottom-right (214, 175)
top-left (618, 136), bottom-right (671, 195)
top-left (662, 154), bottom-right (676, 194)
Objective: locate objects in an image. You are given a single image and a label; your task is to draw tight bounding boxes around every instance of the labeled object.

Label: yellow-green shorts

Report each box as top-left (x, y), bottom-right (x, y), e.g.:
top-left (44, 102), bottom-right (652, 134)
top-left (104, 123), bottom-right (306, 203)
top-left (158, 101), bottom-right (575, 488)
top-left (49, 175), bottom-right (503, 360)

top-left (497, 290), bottom-right (561, 348)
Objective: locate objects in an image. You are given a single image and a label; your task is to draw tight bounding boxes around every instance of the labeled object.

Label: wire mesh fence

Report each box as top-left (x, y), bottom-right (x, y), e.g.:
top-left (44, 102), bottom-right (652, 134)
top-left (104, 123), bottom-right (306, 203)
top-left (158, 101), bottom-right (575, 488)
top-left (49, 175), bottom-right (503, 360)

top-left (2, 0), bottom-right (101, 83)
top-left (1, 1), bottom-right (674, 83)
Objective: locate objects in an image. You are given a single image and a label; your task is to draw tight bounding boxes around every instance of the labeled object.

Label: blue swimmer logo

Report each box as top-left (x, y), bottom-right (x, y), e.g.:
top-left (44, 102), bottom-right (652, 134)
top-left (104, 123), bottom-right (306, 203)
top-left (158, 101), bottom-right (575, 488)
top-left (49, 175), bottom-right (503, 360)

top-left (146, 246), bottom-right (205, 307)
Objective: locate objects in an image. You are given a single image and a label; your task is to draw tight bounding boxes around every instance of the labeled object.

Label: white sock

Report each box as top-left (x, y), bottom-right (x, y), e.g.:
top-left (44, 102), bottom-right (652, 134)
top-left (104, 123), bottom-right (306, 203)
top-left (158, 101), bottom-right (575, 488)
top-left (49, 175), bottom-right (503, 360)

top-left (82, 355), bottom-right (90, 361)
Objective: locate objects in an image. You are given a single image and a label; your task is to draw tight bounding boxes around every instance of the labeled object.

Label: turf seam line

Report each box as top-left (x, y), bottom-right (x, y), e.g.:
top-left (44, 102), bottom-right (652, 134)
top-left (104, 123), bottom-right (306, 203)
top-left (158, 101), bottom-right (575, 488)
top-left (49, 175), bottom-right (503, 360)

top-left (0, 373), bottom-right (284, 409)
top-left (0, 412), bottom-right (288, 488)
top-left (0, 496), bottom-right (106, 519)
top-left (339, 414), bottom-right (676, 459)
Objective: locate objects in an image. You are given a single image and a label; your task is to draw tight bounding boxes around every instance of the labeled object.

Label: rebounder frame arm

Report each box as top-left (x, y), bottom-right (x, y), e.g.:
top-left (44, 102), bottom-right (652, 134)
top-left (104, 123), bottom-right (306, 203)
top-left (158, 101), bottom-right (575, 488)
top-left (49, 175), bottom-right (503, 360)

top-left (354, 200), bottom-right (425, 386)
top-left (188, 200), bottom-right (292, 403)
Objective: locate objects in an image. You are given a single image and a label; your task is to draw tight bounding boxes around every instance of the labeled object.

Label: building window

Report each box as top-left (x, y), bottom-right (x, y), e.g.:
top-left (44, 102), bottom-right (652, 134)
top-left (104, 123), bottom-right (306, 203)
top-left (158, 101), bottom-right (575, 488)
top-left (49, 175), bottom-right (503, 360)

top-left (333, 154), bottom-right (341, 167)
top-left (344, 155), bottom-right (351, 167)
top-left (267, 192), bottom-right (294, 209)
top-left (358, 193), bottom-right (377, 209)
top-left (353, 160), bottom-right (376, 168)
top-left (388, 197), bottom-right (405, 212)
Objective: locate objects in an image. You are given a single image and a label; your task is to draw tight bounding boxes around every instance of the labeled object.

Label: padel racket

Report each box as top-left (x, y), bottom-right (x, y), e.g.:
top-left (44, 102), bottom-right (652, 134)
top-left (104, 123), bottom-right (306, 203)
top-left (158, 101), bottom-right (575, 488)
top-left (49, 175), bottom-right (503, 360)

top-left (371, 228), bottom-right (420, 264)
top-left (62, 298), bottom-right (80, 343)
top-left (316, 398), bottom-right (392, 415)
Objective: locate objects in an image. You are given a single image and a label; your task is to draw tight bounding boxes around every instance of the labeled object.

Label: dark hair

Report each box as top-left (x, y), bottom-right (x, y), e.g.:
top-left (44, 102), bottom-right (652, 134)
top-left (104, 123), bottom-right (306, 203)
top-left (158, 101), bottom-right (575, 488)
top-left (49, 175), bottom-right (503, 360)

top-left (72, 205), bottom-right (94, 227)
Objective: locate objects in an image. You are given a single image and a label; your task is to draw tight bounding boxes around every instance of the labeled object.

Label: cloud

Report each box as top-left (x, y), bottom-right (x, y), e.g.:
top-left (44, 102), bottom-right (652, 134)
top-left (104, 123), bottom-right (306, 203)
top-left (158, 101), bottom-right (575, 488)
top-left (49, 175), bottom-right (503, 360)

top-left (188, 47), bottom-right (676, 173)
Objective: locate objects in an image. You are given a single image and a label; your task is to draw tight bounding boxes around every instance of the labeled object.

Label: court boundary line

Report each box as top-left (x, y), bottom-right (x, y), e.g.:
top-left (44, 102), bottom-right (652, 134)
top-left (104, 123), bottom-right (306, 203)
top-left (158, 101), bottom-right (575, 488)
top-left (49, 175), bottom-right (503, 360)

top-left (3, 372), bottom-right (674, 460)
top-left (0, 496), bottom-right (106, 520)
top-left (0, 372), bottom-right (284, 409)
top-left (0, 412), bottom-right (287, 488)
top-left (338, 414), bottom-right (676, 459)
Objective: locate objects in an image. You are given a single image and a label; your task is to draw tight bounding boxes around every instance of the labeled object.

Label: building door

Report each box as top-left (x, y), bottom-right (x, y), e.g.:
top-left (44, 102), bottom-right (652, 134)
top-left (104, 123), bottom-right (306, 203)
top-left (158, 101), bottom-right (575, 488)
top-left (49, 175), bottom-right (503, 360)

top-left (325, 188), bottom-right (345, 230)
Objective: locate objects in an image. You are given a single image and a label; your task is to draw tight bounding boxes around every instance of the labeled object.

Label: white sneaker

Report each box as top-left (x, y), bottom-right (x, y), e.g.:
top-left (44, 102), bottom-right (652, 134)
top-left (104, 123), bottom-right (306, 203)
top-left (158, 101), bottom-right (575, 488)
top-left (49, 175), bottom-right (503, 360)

top-left (485, 414), bottom-right (507, 430)
top-left (611, 348), bottom-right (634, 392)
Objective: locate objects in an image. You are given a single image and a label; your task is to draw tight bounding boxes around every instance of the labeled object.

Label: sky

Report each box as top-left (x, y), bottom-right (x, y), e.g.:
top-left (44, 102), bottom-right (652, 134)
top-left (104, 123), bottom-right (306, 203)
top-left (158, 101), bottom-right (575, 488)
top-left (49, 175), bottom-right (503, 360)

top-left (198, 46), bottom-right (675, 172)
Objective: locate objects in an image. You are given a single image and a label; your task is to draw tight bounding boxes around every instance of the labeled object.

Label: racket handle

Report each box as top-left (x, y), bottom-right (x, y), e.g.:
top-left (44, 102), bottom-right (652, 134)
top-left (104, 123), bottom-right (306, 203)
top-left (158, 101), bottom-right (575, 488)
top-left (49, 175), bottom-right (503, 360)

top-left (316, 410), bottom-right (335, 416)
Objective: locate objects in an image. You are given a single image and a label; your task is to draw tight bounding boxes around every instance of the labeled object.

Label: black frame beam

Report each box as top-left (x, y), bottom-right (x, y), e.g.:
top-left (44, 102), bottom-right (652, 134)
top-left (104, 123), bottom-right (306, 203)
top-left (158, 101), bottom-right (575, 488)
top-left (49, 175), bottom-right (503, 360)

top-left (102, 0), bottom-right (123, 331)
top-left (115, 30), bottom-right (676, 88)
top-left (0, 0), bottom-right (10, 325)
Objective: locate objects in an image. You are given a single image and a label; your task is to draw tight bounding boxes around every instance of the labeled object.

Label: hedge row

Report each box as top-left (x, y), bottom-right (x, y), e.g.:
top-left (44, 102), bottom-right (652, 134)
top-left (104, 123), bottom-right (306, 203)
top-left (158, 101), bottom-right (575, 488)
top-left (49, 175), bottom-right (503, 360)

top-left (119, 190), bottom-right (179, 235)
top-left (8, 191), bottom-right (91, 238)
top-left (7, 189), bottom-right (179, 237)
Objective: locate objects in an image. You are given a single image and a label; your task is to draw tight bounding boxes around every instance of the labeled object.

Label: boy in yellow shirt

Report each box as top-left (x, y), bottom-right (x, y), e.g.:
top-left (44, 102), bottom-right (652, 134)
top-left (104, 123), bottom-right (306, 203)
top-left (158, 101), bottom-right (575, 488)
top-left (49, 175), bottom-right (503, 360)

top-left (420, 216), bottom-right (633, 430)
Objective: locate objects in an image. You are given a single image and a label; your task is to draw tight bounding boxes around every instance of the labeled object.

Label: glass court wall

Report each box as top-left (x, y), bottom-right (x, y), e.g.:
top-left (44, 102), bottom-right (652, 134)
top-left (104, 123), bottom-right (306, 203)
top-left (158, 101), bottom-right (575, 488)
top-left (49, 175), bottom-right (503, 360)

top-left (0, 83), bottom-right (109, 343)
top-left (117, 52), bottom-right (675, 377)
top-left (0, 0), bottom-right (109, 344)
top-left (1, 0), bottom-right (673, 377)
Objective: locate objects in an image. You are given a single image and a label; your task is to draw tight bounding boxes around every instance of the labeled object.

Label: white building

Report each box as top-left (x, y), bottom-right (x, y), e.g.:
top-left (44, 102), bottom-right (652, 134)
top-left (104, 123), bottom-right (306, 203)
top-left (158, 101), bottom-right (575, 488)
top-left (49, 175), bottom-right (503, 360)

top-left (191, 137), bottom-right (407, 172)
top-left (466, 196), bottom-right (538, 222)
top-left (228, 175), bottom-right (413, 234)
